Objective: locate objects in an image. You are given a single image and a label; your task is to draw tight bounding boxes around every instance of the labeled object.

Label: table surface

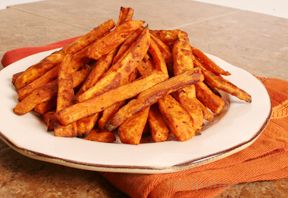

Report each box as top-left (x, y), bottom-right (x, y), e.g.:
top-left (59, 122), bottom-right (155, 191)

top-left (0, 0), bottom-right (287, 197)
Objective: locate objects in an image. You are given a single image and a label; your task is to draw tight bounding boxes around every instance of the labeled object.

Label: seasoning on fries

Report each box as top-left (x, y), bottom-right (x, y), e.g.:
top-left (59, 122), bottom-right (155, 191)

top-left (12, 7), bottom-right (251, 144)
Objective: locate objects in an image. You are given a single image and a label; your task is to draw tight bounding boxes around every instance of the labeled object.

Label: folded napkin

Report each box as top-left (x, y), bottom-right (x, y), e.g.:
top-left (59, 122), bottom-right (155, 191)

top-left (2, 40), bottom-right (288, 198)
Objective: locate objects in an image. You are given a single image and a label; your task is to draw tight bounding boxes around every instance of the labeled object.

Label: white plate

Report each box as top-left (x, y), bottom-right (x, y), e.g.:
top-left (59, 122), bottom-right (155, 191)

top-left (0, 49), bottom-right (271, 174)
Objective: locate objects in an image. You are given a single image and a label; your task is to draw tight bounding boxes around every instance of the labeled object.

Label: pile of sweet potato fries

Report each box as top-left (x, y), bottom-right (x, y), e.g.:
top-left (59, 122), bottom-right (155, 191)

top-left (12, 7), bottom-right (251, 144)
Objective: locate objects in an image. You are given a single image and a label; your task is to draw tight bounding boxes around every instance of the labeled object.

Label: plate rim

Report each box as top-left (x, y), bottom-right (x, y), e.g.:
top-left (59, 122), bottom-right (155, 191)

top-left (0, 50), bottom-right (272, 174)
top-left (0, 110), bottom-right (270, 174)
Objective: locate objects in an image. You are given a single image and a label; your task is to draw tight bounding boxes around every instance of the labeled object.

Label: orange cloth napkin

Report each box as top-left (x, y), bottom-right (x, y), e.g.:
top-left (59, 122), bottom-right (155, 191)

top-left (2, 40), bottom-right (288, 198)
top-left (1, 37), bottom-right (78, 67)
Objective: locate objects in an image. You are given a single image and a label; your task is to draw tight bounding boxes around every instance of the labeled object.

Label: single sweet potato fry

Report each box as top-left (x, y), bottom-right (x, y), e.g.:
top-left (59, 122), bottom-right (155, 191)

top-left (63, 19), bottom-right (115, 54)
top-left (78, 28), bottom-right (150, 102)
top-left (148, 105), bottom-right (169, 142)
top-left (149, 38), bottom-right (168, 76)
top-left (43, 112), bottom-right (57, 131)
top-left (14, 68), bottom-right (88, 115)
top-left (54, 122), bottom-right (78, 137)
top-left (87, 20), bottom-right (144, 60)
top-left (117, 7), bottom-right (134, 25)
top-left (12, 72), bottom-right (23, 85)
top-left (137, 55), bottom-right (154, 77)
top-left (107, 69), bottom-right (203, 130)
top-left (34, 97), bottom-right (56, 114)
top-left (150, 29), bottom-right (179, 46)
top-left (112, 28), bottom-right (143, 64)
top-left (85, 129), bottom-right (116, 143)
top-left (203, 69), bottom-right (252, 102)
top-left (172, 38), bottom-right (194, 75)
top-left (195, 82), bottom-right (225, 114)
top-left (18, 65), bottom-right (60, 100)
top-left (14, 50), bottom-right (64, 90)
top-left (150, 33), bottom-right (172, 65)
top-left (76, 113), bottom-right (100, 136)
top-left (158, 95), bottom-right (195, 141)
top-left (192, 48), bottom-right (230, 76)
top-left (178, 94), bottom-right (204, 131)
top-left (56, 55), bottom-right (75, 112)
top-left (57, 71), bottom-right (167, 125)
top-left (119, 107), bottom-right (150, 144)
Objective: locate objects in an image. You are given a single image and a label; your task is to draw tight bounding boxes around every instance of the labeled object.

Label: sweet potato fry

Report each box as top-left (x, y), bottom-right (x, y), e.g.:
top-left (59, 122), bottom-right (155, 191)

top-left (150, 29), bottom-right (179, 46)
top-left (34, 97), bottom-right (56, 114)
top-left (192, 48), bottom-right (230, 76)
top-left (57, 71), bottom-right (166, 125)
top-left (98, 70), bottom-right (137, 129)
top-left (150, 33), bottom-right (172, 65)
top-left (70, 67), bottom-right (90, 88)
top-left (55, 113), bottom-right (99, 137)
top-left (43, 112), bottom-right (57, 131)
top-left (78, 28), bottom-right (150, 102)
top-left (193, 54), bottom-right (223, 118)
top-left (76, 113), bottom-right (100, 136)
top-left (178, 94), bottom-right (204, 131)
top-left (136, 55), bottom-right (154, 77)
top-left (106, 69), bottom-right (203, 130)
top-left (14, 50), bottom-right (64, 90)
top-left (78, 7), bottom-right (131, 94)
top-left (202, 69), bottom-right (252, 102)
top-left (112, 28), bottom-right (143, 64)
top-left (87, 20), bottom-right (144, 60)
top-left (77, 8), bottom-right (126, 89)
top-left (76, 11), bottom-right (136, 132)
top-left (158, 95), bottom-right (195, 141)
top-left (98, 101), bottom-right (125, 129)
top-left (79, 7), bottom-right (136, 131)
top-left (172, 33), bottom-right (204, 130)
top-left (56, 55), bottom-right (75, 112)
top-left (12, 72), bottom-right (23, 85)
top-left (78, 50), bottom-right (115, 94)
top-left (197, 99), bottom-right (214, 121)
top-left (118, 107), bottom-right (150, 144)
top-left (66, 47), bottom-right (87, 73)
top-left (172, 38), bottom-right (194, 75)
top-left (81, 72), bottom-right (143, 131)
top-left (85, 129), bottom-right (116, 143)
top-left (14, 81), bottom-right (58, 115)
top-left (14, 68), bottom-right (89, 115)
top-left (11, 7), bottom-right (253, 144)
top-left (117, 7), bottom-right (134, 25)
top-left (63, 19), bottom-right (115, 54)
top-left (79, 5), bottom-right (133, 92)
top-left (148, 105), bottom-right (169, 142)
top-left (195, 82), bottom-right (225, 114)
top-left (18, 65), bottom-right (60, 100)
top-left (149, 38), bottom-right (168, 76)
top-left (137, 45), bottom-right (169, 141)
top-left (54, 122), bottom-right (78, 137)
